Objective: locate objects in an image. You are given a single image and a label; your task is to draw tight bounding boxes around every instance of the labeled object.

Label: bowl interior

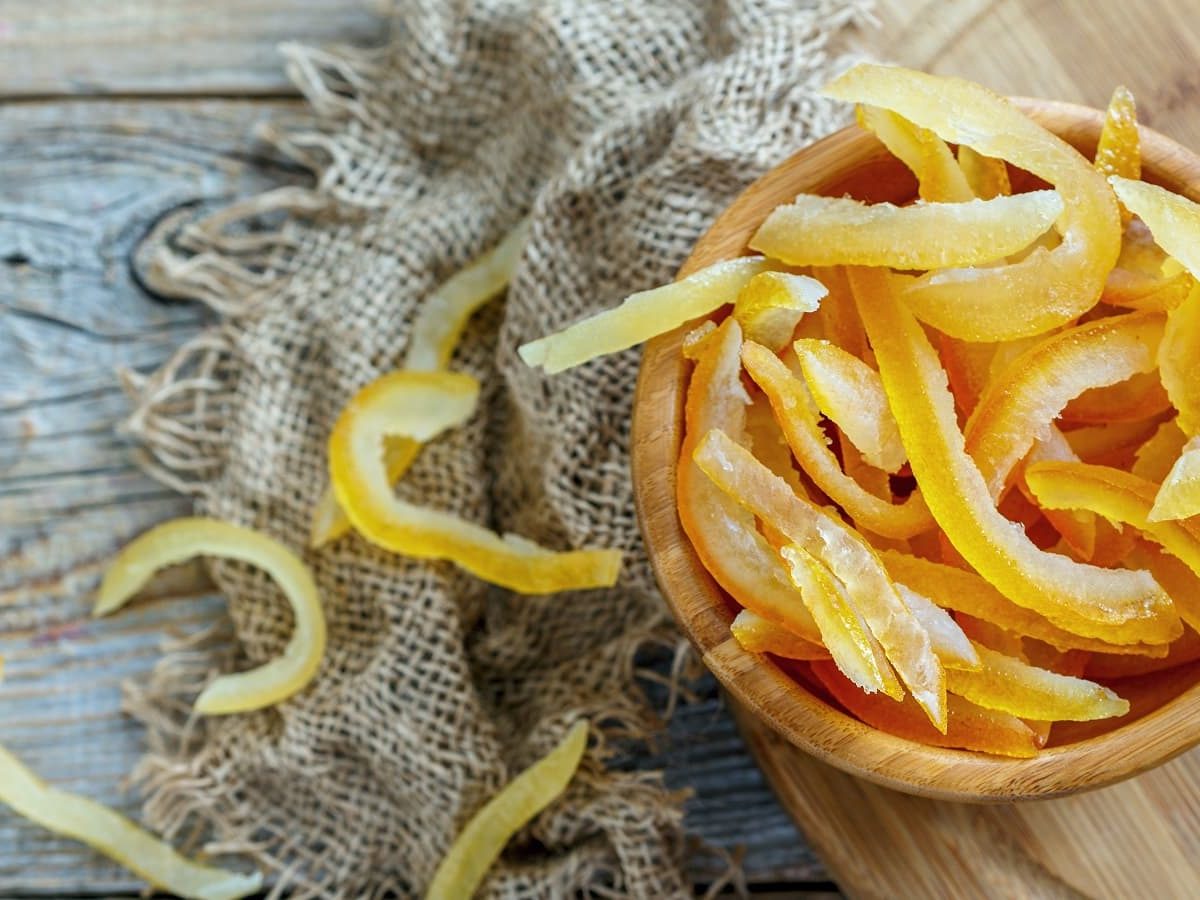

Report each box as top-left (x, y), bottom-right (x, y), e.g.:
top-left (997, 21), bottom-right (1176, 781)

top-left (632, 98), bottom-right (1200, 801)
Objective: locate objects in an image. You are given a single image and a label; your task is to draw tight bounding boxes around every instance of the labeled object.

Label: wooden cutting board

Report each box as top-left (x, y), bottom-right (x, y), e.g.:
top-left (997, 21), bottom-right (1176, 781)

top-left (730, 2), bottom-right (1200, 897)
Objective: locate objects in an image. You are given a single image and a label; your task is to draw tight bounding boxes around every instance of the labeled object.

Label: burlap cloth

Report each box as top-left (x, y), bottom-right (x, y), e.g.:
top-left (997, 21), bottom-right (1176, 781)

top-left (120, 2), bottom-right (870, 896)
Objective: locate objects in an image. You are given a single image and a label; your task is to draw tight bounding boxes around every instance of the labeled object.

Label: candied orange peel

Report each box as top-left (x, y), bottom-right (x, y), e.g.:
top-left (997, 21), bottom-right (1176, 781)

top-left (329, 371), bottom-right (620, 593)
top-left (97, 517), bottom-right (326, 715)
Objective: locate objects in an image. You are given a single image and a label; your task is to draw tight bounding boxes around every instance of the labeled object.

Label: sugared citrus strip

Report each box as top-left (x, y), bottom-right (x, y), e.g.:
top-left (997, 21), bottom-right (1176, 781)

top-left (679, 319), bottom-right (821, 642)
top-left (1019, 427), bottom-right (1097, 560)
top-left (856, 104), bottom-right (973, 202)
top-left (426, 720), bottom-right (588, 900)
top-left (329, 371), bottom-right (620, 594)
top-left (748, 190), bottom-right (1062, 270)
top-left (958, 145), bottom-right (1011, 200)
top-left (1095, 86), bottom-right (1140, 185)
top-left (810, 266), bottom-right (872, 363)
top-left (0, 742), bottom-right (261, 900)
top-left (1133, 419), bottom-right (1189, 483)
top-left (693, 428), bottom-right (947, 730)
top-left (1126, 542), bottom-right (1200, 634)
top-left (812, 661), bottom-right (1038, 758)
top-left (779, 544), bottom-right (901, 696)
top-left (519, 256), bottom-right (792, 374)
top-left (1102, 266), bottom-right (1194, 312)
top-left (309, 224), bottom-right (528, 547)
top-left (938, 335), bottom-right (995, 420)
top-left (1025, 461), bottom-right (1200, 599)
top-left (1150, 436), bottom-right (1200, 521)
top-left (1109, 177), bottom-right (1200, 286)
top-left (404, 219), bottom-right (529, 371)
top-left (947, 643), bottom-right (1129, 722)
top-left (792, 338), bottom-right (906, 473)
top-left (733, 271), bottom-right (825, 351)
top-left (879, 550), bottom-right (1166, 656)
top-left (826, 65), bottom-right (1121, 342)
top-left (730, 609), bottom-right (830, 660)
top-left (897, 584), bottom-right (980, 671)
top-left (1064, 416), bottom-right (1167, 468)
top-left (848, 266), bottom-right (1175, 645)
top-left (1161, 284), bottom-right (1200, 437)
top-left (1062, 370), bottom-right (1172, 425)
top-left (964, 311), bottom-right (1165, 500)
top-left (742, 341), bottom-right (934, 539)
top-left (744, 397), bottom-right (810, 499)
top-left (96, 517), bottom-right (326, 715)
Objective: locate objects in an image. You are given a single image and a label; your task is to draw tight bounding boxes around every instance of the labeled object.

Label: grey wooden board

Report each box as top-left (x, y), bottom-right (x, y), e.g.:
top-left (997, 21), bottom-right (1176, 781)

top-left (0, 98), bottom-right (826, 893)
top-left (0, 0), bottom-right (388, 96)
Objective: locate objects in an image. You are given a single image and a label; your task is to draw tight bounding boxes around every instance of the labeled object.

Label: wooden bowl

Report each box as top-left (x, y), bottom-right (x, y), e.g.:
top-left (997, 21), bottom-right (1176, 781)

top-left (632, 98), bottom-right (1200, 802)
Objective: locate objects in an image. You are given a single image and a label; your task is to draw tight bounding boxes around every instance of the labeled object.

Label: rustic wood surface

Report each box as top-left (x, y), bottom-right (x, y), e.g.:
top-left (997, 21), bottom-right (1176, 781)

top-left (2, 0), bottom-right (1199, 896)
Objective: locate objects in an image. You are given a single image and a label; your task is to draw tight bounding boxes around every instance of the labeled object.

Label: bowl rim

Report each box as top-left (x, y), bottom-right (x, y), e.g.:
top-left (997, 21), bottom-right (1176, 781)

top-left (631, 96), bottom-right (1200, 802)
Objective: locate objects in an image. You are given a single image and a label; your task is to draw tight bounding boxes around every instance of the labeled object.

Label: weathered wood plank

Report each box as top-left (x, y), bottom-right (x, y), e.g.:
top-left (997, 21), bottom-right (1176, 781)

top-left (0, 98), bottom-right (309, 893)
top-left (0, 0), bottom-right (387, 97)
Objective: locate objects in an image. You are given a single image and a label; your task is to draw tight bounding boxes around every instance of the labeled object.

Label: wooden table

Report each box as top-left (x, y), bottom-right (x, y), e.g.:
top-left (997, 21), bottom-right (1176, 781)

top-left (2, 1), bottom-right (1198, 895)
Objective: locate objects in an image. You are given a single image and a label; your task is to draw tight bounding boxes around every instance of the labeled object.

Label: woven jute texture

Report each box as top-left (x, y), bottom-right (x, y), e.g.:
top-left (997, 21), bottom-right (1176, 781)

top-left (121, 2), bottom-right (869, 896)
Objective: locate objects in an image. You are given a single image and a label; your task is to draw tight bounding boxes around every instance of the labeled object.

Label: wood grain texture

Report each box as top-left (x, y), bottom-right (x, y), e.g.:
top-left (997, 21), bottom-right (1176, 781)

top-left (0, 98), bottom-right (309, 893)
top-left (0, 0), bottom-right (387, 96)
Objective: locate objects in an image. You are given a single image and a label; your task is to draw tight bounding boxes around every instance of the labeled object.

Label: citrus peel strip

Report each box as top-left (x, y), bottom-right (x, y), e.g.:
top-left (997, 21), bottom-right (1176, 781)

top-left (679, 319), bottom-right (821, 641)
top-left (812, 661), bottom-right (1038, 758)
top-left (779, 544), bottom-right (901, 697)
top-left (730, 609), bottom-right (830, 660)
top-left (732, 271), bottom-right (825, 351)
top-left (964, 310), bottom-right (1165, 500)
top-left (847, 266), bottom-right (1174, 645)
top-left (748, 190), bottom-right (1063, 270)
top-left (329, 371), bottom-right (620, 594)
top-left (693, 428), bottom-right (947, 730)
top-left (856, 104), bottom-right (974, 202)
top-left (741, 341), bottom-right (934, 539)
top-left (0, 742), bottom-right (261, 900)
top-left (519, 256), bottom-right (793, 374)
top-left (825, 64), bottom-right (1121, 341)
top-left (793, 337), bottom-right (906, 473)
top-left (426, 720), bottom-right (588, 900)
top-left (97, 517), bottom-right (326, 715)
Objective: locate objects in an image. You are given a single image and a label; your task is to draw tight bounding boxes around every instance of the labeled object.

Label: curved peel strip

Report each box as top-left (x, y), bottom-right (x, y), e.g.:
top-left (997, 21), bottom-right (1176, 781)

top-left (826, 65), bottom-right (1121, 341)
top-left (1095, 86), bottom-right (1141, 187)
top-left (1126, 542), bottom-right (1200, 634)
top-left (730, 609), bottom-right (830, 660)
top-left (330, 371), bottom-right (620, 594)
top-left (1020, 427), bottom-right (1097, 560)
top-left (965, 311), bottom-right (1165, 500)
top-left (1150, 436), bottom-right (1200, 521)
top-left (749, 190), bottom-right (1063, 270)
top-left (958, 145), bottom-right (1012, 200)
top-left (1025, 461), bottom-right (1200, 609)
top-left (519, 256), bottom-right (789, 374)
top-left (310, 223), bottom-right (528, 547)
top-left (812, 661), bottom-right (1038, 758)
top-left (0, 742), bottom-right (262, 899)
top-left (897, 584), bottom-right (980, 670)
top-left (1110, 177), bottom-right (1200, 287)
top-left (857, 104), bottom-right (974, 202)
top-left (779, 544), bottom-right (901, 696)
top-left (938, 335), bottom-right (996, 420)
top-left (1102, 266), bottom-right (1194, 311)
top-left (97, 517), bottom-right (326, 715)
top-left (742, 341), bottom-right (934, 539)
top-left (426, 720), bottom-right (588, 900)
top-left (404, 219), bottom-right (529, 371)
top-left (1133, 418), bottom-right (1189, 484)
top-left (693, 428), bottom-right (947, 730)
top-left (848, 266), bottom-right (1175, 645)
top-left (1062, 370), bottom-right (1172, 425)
top-left (733, 271), bottom-right (824, 351)
top-left (948, 642), bottom-right (1129, 722)
top-left (679, 319), bottom-right (821, 641)
top-left (1160, 283), bottom-right (1200, 436)
top-left (793, 338), bottom-right (906, 473)
top-left (810, 266), bottom-right (872, 363)
top-left (879, 550), bottom-right (1167, 656)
